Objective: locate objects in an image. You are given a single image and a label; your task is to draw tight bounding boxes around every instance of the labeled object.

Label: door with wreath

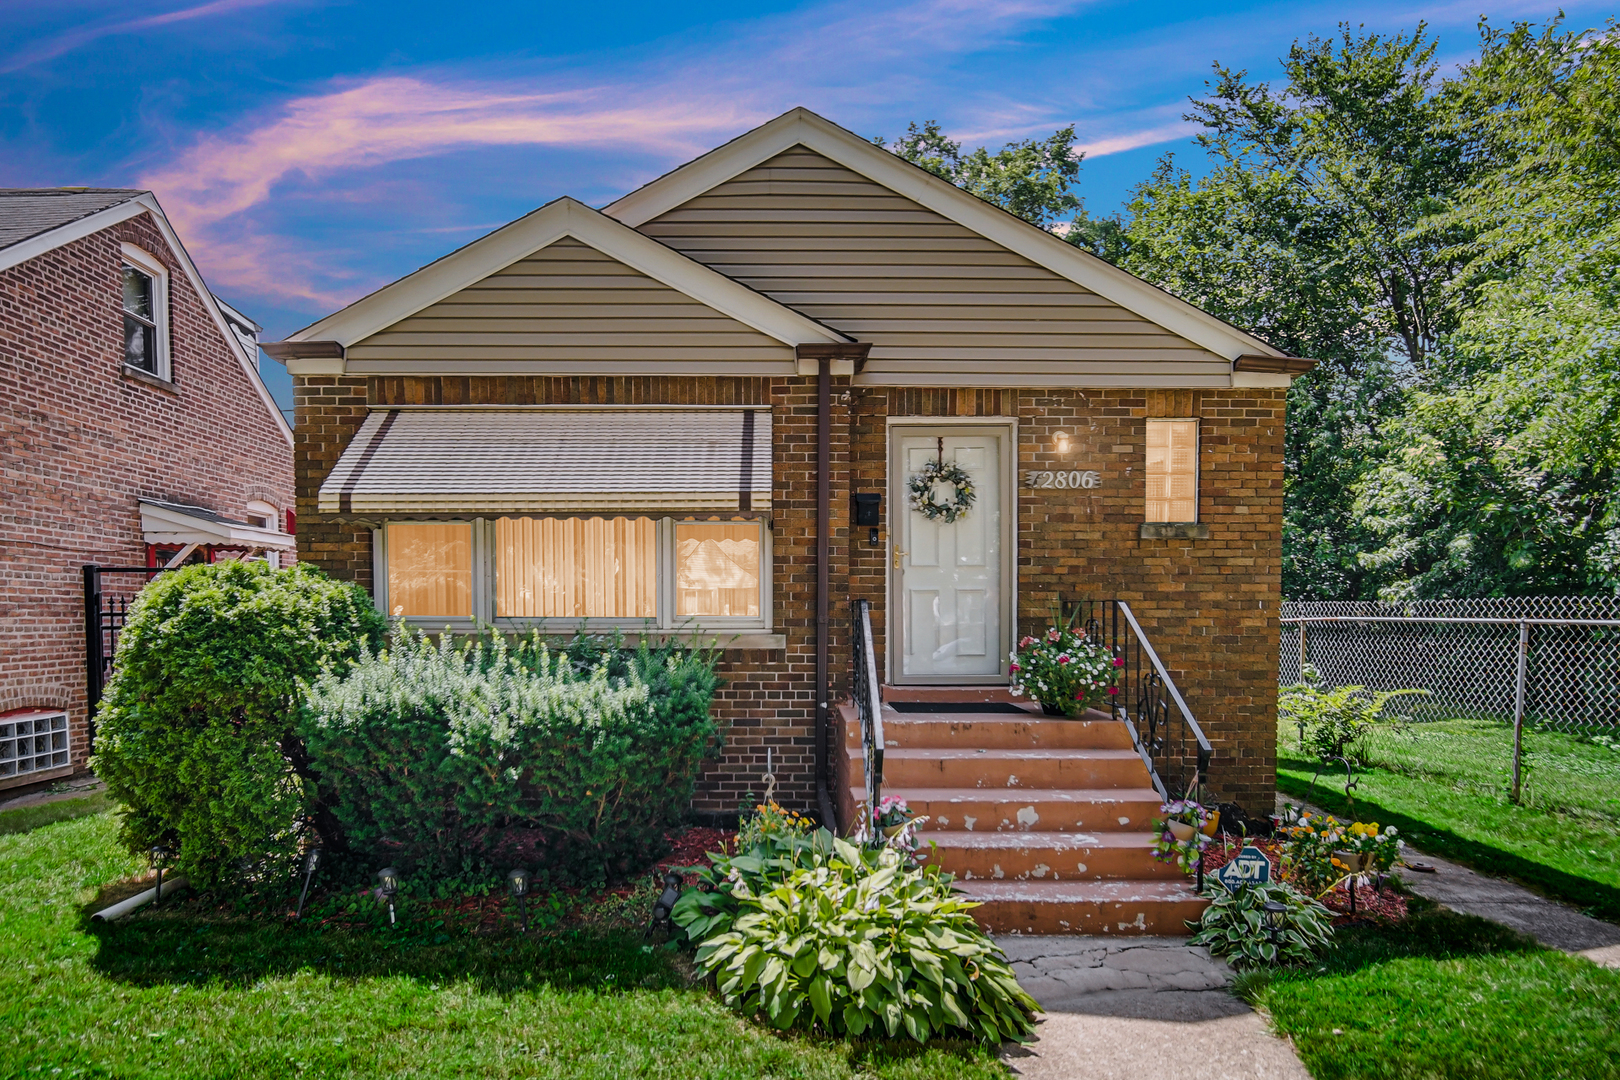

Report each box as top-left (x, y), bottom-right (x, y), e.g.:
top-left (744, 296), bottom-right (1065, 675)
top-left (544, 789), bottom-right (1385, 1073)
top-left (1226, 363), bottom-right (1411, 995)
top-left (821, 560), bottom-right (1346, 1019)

top-left (888, 426), bottom-right (1010, 681)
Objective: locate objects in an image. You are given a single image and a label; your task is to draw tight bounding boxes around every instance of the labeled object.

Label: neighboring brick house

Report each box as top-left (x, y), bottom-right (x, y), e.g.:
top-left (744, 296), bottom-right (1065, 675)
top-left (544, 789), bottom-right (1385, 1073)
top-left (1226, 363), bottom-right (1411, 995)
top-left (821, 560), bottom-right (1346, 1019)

top-left (270, 110), bottom-right (1313, 933)
top-left (0, 188), bottom-right (295, 794)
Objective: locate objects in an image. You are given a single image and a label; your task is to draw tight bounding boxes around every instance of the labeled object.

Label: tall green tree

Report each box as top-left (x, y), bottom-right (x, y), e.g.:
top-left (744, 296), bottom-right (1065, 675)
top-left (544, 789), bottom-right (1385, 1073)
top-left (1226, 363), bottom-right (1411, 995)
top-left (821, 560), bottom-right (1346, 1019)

top-left (1353, 19), bottom-right (1620, 597)
top-left (1111, 25), bottom-right (1476, 598)
top-left (876, 120), bottom-right (1083, 227)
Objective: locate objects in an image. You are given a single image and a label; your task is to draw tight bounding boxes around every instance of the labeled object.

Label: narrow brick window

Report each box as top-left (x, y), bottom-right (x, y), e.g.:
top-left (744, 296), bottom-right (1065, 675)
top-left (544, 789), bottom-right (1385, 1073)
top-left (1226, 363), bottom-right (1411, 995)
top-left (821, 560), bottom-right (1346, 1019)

top-left (1145, 419), bottom-right (1198, 523)
top-left (120, 243), bottom-right (170, 380)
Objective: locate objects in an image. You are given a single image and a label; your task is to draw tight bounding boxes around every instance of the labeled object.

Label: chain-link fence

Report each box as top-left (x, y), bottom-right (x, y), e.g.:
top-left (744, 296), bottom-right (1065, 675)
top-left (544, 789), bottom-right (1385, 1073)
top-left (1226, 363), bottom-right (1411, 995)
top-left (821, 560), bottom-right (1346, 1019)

top-left (1279, 597), bottom-right (1620, 809)
top-left (1281, 597), bottom-right (1620, 734)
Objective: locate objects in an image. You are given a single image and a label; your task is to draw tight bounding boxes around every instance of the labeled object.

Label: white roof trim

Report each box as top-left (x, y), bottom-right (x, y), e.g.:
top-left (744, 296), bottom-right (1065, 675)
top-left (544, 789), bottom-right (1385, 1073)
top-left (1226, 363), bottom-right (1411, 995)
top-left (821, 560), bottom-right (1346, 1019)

top-left (140, 499), bottom-right (297, 551)
top-left (606, 108), bottom-right (1286, 363)
top-left (288, 197), bottom-right (848, 350)
top-left (0, 193), bottom-right (292, 447)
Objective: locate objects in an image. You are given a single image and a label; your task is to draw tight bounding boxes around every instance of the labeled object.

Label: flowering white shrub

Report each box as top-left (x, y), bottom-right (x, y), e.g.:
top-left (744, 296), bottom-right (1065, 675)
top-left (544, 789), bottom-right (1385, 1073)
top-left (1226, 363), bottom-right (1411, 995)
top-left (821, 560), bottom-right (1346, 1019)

top-left (1008, 625), bottom-right (1121, 716)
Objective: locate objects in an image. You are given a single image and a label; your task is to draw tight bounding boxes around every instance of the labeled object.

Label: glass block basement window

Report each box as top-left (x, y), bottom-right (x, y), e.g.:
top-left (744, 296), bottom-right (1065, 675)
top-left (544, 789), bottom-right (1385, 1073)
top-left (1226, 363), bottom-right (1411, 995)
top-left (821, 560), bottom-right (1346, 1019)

top-left (0, 711), bottom-right (70, 778)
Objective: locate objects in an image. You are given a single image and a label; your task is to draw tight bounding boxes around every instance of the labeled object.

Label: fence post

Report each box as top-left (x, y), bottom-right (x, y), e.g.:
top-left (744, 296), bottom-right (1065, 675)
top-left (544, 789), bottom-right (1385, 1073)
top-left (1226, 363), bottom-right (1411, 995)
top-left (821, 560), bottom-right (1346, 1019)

top-left (1511, 619), bottom-right (1529, 804)
top-left (1298, 621), bottom-right (1308, 678)
top-left (82, 565), bottom-right (102, 752)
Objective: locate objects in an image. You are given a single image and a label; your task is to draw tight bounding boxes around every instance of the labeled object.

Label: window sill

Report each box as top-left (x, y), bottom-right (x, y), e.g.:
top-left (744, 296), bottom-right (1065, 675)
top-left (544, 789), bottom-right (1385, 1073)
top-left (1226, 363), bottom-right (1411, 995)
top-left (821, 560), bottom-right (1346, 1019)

top-left (122, 365), bottom-right (177, 393)
top-left (397, 621), bottom-right (785, 650)
top-left (1140, 522), bottom-right (1209, 540)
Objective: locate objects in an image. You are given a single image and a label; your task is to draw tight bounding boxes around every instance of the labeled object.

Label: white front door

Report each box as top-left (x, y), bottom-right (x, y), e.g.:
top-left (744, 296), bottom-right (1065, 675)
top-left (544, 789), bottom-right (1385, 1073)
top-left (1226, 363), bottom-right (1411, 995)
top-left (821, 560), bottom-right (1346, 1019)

top-left (891, 426), bottom-right (1010, 681)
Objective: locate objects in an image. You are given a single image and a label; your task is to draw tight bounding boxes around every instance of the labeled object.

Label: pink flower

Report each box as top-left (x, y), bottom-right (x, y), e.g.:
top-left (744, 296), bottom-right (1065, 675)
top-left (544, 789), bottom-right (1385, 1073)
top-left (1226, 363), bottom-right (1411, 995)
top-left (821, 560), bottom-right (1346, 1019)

top-left (1046, 629), bottom-right (1061, 642)
top-left (1057, 654), bottom-right (1070, 665)
top-left (1074, 689), bottom-right (1086, 701)
top-left (1019, 635), bottom-right (1037, 648)
top-left (1009, 663), bottom-right (1022, 673)
top-left (1107, 686), bottom-right (1119, 695)
top-left (1113, 657), bottom-right (1125, 668)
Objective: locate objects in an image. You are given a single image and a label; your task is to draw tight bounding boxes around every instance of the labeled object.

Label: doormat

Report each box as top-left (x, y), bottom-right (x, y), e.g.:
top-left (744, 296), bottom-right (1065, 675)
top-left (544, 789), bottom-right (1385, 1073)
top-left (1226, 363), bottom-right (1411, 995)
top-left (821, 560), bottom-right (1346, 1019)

top-left (887, 701), bottom-right (1030, 714)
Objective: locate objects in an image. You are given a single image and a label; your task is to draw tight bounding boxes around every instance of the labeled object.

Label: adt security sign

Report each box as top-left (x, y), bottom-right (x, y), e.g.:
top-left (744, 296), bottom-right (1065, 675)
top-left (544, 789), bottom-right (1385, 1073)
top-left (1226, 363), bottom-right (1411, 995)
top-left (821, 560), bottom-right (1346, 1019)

top-left (1214, 847), bottom-right (1272, 892)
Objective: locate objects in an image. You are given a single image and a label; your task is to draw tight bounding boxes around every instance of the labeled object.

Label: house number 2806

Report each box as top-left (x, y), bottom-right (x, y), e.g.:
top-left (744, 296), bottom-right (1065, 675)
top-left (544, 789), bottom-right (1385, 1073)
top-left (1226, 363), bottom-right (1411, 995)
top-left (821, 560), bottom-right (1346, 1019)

top-left (1025, 470), bottom-right (1100, 489)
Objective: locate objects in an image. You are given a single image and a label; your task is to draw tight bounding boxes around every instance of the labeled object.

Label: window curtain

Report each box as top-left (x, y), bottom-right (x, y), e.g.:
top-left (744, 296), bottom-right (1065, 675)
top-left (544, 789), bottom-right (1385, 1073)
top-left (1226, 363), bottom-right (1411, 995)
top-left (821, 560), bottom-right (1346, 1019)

top-left (497, 517), bottom-right (657, 618)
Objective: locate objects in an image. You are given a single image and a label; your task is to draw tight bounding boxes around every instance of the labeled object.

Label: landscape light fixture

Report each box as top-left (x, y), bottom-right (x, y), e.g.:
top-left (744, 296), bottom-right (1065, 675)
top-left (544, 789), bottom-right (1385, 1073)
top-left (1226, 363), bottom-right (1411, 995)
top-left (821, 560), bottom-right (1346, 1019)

top-left (646, 871), bottom-right (683, 940)
top-left (376, 866), bottom-right (400, 926)
top-left (1262, 900), bottom-right (1288, 946)
top-left (295, 846), bottom-right (322, 920)
top-left (149, 846), bottom-right (175, 905)
top-left (507, 868), bottom-right (532, 932)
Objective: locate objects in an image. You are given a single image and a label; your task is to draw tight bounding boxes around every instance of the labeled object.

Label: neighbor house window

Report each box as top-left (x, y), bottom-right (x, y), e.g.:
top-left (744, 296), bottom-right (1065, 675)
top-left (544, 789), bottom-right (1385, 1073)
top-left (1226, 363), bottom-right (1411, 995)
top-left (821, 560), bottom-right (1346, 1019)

top-left (244, 501), bottom-right (279, 530)
top-left (1145, 419), bottom-right (1198, 523)
top-left (120, 244), bottom-right (169, 379)
top-left (378, 517), bottom-right (769, 628)
top-left (385, 522), bottom-right (473, 618)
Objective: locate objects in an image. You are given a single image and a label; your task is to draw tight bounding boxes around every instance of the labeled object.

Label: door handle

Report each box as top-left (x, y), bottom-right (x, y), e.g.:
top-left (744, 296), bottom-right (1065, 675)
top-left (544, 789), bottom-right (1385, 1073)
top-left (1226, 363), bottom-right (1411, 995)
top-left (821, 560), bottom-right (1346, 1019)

top-left (893, 546), bottom-right (907, 569)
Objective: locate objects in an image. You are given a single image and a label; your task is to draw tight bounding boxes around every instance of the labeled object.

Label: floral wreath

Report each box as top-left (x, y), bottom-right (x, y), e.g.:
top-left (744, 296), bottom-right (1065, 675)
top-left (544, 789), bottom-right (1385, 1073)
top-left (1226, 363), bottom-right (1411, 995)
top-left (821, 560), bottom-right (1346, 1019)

top-left (908, 459), bottom-right (976, 523)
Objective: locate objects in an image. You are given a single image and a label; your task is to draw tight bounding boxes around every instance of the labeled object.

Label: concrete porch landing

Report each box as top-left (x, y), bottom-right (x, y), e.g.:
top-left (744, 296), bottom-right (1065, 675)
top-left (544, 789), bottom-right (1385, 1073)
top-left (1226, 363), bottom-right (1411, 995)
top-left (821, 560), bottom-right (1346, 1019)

top-left (840, 688), bottom-right (1206, 935)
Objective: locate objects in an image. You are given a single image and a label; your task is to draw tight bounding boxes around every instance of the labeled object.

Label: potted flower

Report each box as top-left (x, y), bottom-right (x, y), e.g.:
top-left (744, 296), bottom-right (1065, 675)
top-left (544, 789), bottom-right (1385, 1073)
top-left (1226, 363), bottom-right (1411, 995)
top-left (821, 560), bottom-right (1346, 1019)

top-left (872, 795), bottom-right (914, 838)
top-left (1008, 625), bottom-right (1121, 717)
top-left (1151, 799), bottom-right (1211, 873)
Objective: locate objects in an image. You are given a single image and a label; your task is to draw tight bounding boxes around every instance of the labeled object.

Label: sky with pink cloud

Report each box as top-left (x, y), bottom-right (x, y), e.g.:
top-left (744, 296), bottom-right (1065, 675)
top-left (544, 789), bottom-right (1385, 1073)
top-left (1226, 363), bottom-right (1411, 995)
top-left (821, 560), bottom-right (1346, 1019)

top-left (2, 0), bottom-right (1611, 418)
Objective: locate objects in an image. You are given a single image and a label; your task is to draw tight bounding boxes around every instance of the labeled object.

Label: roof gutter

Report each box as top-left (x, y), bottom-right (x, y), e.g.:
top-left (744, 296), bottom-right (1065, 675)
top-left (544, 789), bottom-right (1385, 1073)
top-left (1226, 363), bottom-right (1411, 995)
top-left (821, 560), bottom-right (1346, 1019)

top-left (1233, 354), bottom-right (1317, 375)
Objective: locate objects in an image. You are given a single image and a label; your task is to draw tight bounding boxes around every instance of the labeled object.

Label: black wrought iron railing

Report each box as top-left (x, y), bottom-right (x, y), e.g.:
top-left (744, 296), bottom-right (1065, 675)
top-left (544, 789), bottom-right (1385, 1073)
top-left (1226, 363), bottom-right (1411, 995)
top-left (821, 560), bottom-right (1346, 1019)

top-left (851, 598), bottom-right (885, 830)
top-left (1066, 598), bottom-right (1211, 805)
top-left (83, 565), bottom-right (169, 742)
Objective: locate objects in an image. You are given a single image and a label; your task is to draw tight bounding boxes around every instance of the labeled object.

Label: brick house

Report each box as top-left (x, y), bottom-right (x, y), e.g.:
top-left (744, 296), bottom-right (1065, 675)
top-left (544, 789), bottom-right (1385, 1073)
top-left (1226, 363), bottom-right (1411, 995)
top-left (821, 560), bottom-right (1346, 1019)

top-left (1, 188), bottom-right (295, 794)
top-left (270, 110), bottom-right (1312, 933)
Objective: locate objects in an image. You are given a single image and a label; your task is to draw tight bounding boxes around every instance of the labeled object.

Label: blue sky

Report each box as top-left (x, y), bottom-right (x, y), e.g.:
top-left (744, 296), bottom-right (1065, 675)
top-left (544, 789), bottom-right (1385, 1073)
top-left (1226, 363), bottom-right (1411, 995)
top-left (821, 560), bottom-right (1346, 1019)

top-left (2, 0), bottom-right (1611, 416)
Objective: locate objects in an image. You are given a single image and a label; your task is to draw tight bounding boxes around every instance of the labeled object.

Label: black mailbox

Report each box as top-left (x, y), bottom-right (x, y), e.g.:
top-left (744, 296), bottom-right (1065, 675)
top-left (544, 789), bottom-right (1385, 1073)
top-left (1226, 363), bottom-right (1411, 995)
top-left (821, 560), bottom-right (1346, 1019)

top-left (852, 492), bottom-right (882, 547)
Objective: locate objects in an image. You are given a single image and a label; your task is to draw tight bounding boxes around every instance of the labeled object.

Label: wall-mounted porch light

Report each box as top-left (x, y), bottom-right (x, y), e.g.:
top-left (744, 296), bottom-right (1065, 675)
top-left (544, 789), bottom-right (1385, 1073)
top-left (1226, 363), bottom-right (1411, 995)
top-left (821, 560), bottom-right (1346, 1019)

top-left (1054, 430), bottom-right (1072, 456)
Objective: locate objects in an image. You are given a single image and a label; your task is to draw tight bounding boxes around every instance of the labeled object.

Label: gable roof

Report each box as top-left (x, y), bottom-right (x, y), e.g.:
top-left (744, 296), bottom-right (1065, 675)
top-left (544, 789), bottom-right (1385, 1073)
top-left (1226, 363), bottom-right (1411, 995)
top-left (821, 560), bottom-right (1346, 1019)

top-left (0, 188), bottom-right (292, 446)
top-left (285, 197), bottom-right (850, 353)
top-left (0, 189), bottom-right (144, 253)
top-left (606, 108), bottom-right (1287, 364)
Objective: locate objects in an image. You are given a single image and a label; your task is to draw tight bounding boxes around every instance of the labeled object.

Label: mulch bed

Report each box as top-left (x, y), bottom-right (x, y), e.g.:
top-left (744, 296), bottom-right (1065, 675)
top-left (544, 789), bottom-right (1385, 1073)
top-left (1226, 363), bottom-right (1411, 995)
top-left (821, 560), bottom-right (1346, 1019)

top-left (1199, 836), bottom-right (1408, 924)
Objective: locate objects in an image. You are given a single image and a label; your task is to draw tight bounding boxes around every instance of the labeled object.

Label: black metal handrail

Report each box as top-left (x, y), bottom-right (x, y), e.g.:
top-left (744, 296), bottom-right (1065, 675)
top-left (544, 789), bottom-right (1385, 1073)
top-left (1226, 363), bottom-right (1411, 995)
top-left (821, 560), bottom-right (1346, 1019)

top-left (851, 599), bottom-right (884, 830)
top-left (1066, 598), bottom-right (1212, 804)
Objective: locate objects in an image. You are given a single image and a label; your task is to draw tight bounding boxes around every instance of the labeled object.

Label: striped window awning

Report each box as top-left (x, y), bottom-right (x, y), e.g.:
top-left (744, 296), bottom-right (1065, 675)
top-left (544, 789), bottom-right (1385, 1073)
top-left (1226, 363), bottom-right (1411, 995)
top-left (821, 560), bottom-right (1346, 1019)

top-left (317, 407), bottom-right (771, 515)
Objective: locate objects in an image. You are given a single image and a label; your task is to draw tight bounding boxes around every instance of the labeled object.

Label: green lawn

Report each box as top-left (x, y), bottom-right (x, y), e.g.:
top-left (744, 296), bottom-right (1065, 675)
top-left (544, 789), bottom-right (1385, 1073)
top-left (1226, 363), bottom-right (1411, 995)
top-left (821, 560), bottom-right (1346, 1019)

top-left (1278, 718), bottom-right (1620, 920)
top-left (0, 809), bottom-right (1008, 1079)
top-left (1244, 897), bottom-right (1620, 1080)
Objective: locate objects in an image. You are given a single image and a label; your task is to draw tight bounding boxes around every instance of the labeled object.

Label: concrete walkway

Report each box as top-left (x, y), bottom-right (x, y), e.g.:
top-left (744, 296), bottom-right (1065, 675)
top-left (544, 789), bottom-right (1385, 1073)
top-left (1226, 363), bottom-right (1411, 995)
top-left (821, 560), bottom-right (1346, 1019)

top-left (998, 936), bottom-right (1309, 1080)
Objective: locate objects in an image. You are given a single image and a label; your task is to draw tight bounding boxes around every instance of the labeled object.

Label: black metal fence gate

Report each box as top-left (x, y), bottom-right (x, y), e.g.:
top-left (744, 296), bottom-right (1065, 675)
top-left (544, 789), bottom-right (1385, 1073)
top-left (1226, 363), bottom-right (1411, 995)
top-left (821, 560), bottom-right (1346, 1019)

top-left (82, 565), bottom-right (168, 742)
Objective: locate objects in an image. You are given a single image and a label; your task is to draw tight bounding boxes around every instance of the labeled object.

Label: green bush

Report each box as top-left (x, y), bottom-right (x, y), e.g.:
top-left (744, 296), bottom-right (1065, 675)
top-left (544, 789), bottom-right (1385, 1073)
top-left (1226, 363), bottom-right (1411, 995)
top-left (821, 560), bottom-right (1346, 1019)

top-left (1279, 666), bottom-right (1428, 763)
top-left (673, 828), bottom-right (1038, 1044)
top-left (300, 628), bottom-right (721, 890)
top-left (90, 561), bottom-right (386, 887)
top-left (1189, 881), bottom-right (1336, 969)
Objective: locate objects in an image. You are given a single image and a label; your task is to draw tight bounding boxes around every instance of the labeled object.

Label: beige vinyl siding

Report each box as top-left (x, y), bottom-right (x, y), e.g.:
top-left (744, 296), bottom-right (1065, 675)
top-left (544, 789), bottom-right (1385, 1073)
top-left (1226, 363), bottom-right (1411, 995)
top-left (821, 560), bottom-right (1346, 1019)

top-left (638, 147), bottom-right (1231, 385)
top-left (345, 238), bottom-right (797, 374)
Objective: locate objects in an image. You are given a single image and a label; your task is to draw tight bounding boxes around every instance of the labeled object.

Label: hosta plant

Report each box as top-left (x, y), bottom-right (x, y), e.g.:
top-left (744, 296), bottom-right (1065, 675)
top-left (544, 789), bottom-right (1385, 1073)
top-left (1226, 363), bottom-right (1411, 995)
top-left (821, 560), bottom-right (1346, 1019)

top-left (674, 834), bottom-right (1037, 1043)
top-left (1189, 881), bottom-right (1335, 969)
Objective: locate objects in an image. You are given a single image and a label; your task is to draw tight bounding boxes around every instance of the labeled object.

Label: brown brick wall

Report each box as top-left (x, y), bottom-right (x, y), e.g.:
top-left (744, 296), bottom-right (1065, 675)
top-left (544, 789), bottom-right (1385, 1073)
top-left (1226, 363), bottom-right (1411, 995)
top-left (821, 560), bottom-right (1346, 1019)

top-left (0, 213), bottom-right (294, 788)
top-left (297, 377), bottom-right (1282, 818)
top-left (849, 387), bottom-right (1284, 813)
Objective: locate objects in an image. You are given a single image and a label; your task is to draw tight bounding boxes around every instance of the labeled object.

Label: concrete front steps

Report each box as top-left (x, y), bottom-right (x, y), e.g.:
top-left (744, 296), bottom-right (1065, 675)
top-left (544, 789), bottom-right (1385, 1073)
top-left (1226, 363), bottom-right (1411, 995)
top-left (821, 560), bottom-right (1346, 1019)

top-left (838, 689), bottom-right (1207, 936)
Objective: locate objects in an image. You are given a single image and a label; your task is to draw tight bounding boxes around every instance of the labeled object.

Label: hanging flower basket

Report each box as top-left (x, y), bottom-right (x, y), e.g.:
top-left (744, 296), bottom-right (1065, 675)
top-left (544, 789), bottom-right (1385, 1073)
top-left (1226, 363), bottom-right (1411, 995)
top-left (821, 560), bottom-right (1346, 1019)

top-left (908, 459), bottom-right (976, 523)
